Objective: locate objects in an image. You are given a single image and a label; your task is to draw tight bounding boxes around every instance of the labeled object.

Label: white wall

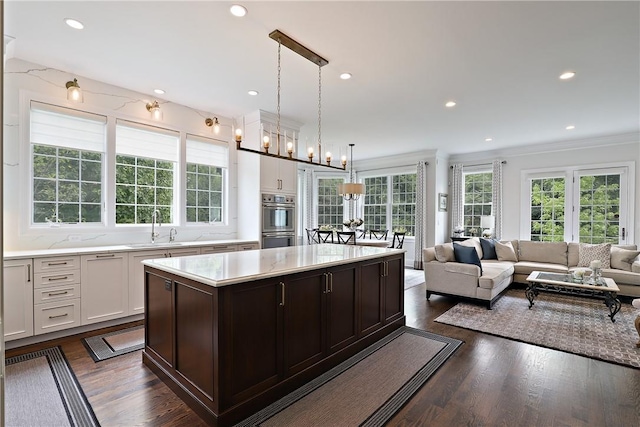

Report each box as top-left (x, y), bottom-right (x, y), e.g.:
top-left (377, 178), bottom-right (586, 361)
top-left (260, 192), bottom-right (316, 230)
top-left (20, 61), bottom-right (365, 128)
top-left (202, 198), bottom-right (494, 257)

top-left (449, 134), bottom-right (639, 244)
top-left (4, 58), bottom-right (239, 251)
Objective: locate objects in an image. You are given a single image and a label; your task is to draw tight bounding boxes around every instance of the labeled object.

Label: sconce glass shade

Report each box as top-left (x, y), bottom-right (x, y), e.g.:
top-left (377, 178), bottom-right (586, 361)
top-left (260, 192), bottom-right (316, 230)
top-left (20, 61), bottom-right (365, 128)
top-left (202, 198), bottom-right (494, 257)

top-left (146, 101), bottom-right (163, 121)
top-left (66, 79), bottom-right (83, 102)
top-left (205, 117), bottom-right (220, 134)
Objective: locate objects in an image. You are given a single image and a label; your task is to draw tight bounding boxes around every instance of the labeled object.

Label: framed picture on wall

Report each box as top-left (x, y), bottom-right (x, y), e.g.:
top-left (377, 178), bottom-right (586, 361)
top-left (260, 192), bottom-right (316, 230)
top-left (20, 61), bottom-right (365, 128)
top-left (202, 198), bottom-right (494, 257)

top-left (438, 193), bottom-right (448, 212)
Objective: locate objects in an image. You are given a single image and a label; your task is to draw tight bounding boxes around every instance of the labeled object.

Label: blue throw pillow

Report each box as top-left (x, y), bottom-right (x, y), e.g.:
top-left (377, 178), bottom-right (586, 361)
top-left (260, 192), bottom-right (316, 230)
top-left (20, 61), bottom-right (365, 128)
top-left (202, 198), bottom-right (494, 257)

top-left (480, 238), bottom-right (498, 260)
top-left (453, 243), bottom-right (483, 275)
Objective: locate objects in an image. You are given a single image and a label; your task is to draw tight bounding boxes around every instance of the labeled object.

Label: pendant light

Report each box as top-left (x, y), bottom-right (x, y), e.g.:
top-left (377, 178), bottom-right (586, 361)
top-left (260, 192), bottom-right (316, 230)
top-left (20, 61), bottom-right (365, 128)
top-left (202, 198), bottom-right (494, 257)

top-left (338, 143), bottom-right (365, 200)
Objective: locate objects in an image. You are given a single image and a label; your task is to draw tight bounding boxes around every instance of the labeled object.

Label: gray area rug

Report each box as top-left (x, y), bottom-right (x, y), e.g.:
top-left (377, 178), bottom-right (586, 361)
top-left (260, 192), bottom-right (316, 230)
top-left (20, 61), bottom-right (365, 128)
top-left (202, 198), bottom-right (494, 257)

top-left (235, 326), bottom-right (462, 427)
top-left (404, 268), bottom-right (424, 290)
top-left (83, 325), bottom-right (144, 362)
top-left (5, 346), bottom-right (100, 426)
top-left (435, 288), bottom-right (640, 369)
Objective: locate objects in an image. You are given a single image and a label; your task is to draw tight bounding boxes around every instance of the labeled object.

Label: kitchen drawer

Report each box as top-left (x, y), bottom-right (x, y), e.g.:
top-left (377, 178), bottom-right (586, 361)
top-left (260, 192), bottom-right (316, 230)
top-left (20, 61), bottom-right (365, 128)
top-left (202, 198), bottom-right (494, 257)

top-left (237, 244), bottom-right (258, 251)
top-left (34, 283), bottom-right (81, 304)
top-left (34, 298), bottom-right (80, 335)
top-left (34, 256), bottom-right (80, 273)
top-left (34, 269), bottom-right (80, 288)
top-left (200, 245), bottom-right (237, 254)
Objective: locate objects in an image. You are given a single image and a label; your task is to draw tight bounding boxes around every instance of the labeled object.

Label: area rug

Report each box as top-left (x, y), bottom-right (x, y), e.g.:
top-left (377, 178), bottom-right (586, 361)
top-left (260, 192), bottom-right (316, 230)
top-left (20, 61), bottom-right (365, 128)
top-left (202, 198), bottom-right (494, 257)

top-left (435, 288), bottom-right (640, 369)
top-left (235, 326), bottom-right (462, 427)
top-left (83, 325), bottom-right (144, 362)
top-left (5, 346), bottom-right (100, 426)
top-left (404, 268), bottom-right (425, 290)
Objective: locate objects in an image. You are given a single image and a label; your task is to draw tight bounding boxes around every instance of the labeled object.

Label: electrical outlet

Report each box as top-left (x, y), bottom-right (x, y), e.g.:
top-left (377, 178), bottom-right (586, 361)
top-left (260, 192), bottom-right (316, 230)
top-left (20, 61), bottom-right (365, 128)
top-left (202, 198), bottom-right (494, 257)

top-left (68, 234), bottom-right (81, 242)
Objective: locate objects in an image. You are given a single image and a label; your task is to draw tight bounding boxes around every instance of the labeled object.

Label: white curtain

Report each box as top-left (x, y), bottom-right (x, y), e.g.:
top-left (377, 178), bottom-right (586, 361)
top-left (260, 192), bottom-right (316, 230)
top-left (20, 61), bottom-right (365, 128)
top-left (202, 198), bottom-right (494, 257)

top-left (413, 161), bottom-right (427, 270)
top-left (492, 160), bottom-right (504, 240)
top-left (450, 163), bottom-right (464, 235)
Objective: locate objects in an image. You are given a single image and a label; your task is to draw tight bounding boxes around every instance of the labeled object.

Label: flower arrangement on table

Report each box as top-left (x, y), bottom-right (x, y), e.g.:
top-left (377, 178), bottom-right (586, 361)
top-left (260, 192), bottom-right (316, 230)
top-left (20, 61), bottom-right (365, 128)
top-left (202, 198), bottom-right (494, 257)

top-left (319, 225), bottom-right (334, 231)
top-left (453, 225), bottom-right (464, 236)
top-left (468, 227), bottom-right (478, 237)
top-left (343, 218), bottom-right (363, 230)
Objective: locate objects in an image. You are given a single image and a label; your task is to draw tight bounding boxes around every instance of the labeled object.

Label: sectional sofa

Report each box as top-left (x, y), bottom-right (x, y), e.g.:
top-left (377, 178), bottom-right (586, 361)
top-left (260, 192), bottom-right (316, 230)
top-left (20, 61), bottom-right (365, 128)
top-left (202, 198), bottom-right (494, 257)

top-left (423, 238), bottom-right (640, 308)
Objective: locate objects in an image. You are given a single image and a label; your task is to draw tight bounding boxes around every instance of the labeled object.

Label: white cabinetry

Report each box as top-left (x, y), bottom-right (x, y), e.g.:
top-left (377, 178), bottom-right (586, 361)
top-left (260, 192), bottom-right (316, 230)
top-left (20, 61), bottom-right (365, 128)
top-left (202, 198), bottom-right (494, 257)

top-left (260, 155), bottom-right (297, 194)
top-left (3, 259), bottom-right (34, 341)
top-left (128, 247), bottom-right (200, 315)
top-left (33, 255), bottom-right (81, 335)
top-left (81, 252), bottom-right (129, 325)
top-left (237, 243), bottom-right (259, 251)
top-left (199, 244), bottom-right (237, 255)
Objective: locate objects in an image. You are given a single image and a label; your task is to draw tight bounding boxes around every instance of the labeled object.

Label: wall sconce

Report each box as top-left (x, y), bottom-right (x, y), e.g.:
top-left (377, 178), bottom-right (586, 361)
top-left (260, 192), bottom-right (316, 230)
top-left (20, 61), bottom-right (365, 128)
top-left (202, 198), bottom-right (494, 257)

top-left (66, 78), bottom-right (83, 102)
top-left (146, 101), bottom-right (163, 121)
top-left (205, 117), bottom-right (220, 134)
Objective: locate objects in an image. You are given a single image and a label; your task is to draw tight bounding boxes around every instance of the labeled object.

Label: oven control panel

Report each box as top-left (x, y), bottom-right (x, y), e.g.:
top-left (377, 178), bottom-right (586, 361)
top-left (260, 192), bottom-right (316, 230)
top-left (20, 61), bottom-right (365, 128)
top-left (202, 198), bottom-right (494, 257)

top-left (262, 194), bottom-right (295, 204)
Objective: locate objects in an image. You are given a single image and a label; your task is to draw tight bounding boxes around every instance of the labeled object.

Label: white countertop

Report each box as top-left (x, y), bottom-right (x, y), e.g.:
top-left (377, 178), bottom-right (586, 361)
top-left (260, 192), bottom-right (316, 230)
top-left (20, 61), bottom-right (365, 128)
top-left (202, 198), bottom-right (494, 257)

top-left (3, 239), bottom-right (257, 260)
top-left (142, 244), bottom-right (405, 287)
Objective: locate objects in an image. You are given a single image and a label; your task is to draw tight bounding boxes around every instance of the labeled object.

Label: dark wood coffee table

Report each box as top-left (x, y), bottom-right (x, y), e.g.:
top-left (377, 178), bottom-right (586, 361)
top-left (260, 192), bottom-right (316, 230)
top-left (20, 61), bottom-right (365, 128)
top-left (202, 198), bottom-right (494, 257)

top-left (525, 271), bottom-right (622, 322)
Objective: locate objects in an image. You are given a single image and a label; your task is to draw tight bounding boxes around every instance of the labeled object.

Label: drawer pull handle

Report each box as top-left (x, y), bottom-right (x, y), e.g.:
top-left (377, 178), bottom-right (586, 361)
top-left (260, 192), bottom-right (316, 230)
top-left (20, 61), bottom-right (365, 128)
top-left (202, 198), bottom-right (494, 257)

top-left (48, 291), bottom-right (69, 296)
top-left (49, 313), bottom-right (69, 319)
top-left (47, 261), bottom-right (68, 266)
top-left (96, 254), bottom-right (115, 258)
top-left (48, 276), bottom-right (69, 281)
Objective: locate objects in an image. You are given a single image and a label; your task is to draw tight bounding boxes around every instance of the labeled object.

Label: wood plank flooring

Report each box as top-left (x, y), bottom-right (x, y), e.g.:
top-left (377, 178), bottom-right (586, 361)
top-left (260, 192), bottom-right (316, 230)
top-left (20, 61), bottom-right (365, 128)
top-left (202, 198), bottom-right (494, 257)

top-left (7, 279), bottom-right (640, 426)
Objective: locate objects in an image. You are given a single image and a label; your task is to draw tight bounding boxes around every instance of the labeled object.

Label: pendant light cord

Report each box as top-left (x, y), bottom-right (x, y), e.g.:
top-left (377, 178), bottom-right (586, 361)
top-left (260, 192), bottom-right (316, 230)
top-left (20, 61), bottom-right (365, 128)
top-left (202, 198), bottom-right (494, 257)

top-left (277, 38), bottom-right (282, 155)
top-left (318, 65), bottom-right (322, 163)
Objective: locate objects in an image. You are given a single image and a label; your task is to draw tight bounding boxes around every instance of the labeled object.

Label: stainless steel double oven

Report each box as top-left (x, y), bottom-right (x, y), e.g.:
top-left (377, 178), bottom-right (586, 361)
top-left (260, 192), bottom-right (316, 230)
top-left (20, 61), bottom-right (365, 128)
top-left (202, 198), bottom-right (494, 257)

top-left (261, 193), bottom-right (295, 248)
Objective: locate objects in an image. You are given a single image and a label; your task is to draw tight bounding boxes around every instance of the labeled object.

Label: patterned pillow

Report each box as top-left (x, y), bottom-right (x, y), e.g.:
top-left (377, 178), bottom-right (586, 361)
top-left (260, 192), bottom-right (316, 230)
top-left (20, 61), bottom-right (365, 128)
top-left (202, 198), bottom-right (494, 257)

top-left (578, 243), bottom-right (611, 269)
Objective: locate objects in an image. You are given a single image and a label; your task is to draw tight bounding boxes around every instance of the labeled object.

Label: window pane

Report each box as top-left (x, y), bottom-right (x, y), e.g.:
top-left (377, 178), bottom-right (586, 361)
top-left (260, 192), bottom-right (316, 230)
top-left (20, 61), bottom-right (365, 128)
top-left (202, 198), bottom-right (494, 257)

top-left (462, 172), bottom-right (492, 236)
top-left (578, 174), bottom-right (620, 243)
top-left (529, 177), bottom-right (565, 242)
top-left (317, 178), bottom-right (344, 229)
top-left (185, 162), bottom-right (225, 223)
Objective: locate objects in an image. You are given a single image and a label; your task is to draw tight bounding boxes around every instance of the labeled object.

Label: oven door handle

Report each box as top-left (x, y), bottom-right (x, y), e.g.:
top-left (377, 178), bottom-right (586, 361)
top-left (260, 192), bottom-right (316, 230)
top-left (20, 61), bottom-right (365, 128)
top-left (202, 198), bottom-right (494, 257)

top-left (262, 233), bottom-right (295, 238)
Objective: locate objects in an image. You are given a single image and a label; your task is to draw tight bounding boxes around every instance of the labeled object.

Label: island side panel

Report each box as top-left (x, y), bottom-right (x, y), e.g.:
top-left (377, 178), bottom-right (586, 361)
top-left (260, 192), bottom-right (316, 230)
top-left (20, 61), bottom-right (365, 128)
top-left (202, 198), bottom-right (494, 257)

top-left (384, 255), bottom-right (405, 323)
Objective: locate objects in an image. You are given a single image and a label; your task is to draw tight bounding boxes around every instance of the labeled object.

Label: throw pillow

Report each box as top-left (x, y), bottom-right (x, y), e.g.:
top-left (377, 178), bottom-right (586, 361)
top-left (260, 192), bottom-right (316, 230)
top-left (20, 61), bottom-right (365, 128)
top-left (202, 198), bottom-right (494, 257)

top-left (453, 242), bottom-right (483, 275)
top-left (578, 243), bottom-right (611, 269)
top-left (480, 238), bottom-right (498, 260)
top-left (610, 246), bottom-right (640, 271)
top-left (495, 241), bottom-right (518, 262)
top-left (458, 238), bottom-right (484, 259)
top-left (434, 243), bottom-right (455, 262)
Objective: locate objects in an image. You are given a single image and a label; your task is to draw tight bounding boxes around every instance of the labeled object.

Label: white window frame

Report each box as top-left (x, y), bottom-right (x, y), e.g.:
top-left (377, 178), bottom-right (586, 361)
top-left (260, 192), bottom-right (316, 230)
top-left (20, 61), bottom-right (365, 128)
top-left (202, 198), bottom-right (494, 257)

top-left (520, 162), bottom-right (635, 243)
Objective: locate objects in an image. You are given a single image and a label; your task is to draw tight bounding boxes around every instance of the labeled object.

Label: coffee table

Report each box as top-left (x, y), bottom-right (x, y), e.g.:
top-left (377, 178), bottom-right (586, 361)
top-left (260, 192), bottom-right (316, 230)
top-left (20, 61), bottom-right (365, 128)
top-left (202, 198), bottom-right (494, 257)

top-left (525, 271), bottom-right (622, 322)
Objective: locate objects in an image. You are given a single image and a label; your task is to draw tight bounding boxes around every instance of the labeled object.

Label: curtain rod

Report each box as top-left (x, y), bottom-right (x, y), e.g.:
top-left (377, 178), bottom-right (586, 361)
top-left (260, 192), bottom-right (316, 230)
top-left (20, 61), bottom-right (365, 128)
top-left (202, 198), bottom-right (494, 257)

top-left (360, 161), bottom-right (429, 173)
top-left (450, 160), bottom-right (506, 169)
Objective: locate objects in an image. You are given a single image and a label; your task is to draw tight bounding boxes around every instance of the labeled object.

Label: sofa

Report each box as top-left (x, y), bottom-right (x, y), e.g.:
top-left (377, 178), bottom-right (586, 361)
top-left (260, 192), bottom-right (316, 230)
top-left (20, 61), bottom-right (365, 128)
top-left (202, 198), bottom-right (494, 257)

top-left (423, 238), bottom-right (640, 309)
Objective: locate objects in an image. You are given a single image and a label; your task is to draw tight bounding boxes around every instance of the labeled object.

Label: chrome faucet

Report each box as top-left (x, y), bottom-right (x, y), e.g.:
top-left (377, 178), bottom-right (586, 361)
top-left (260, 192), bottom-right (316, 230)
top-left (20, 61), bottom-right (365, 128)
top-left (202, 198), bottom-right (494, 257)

top-left (151, 210), bottom-right (161, 243)
top-left (169, 227), bottom-right (177, 242)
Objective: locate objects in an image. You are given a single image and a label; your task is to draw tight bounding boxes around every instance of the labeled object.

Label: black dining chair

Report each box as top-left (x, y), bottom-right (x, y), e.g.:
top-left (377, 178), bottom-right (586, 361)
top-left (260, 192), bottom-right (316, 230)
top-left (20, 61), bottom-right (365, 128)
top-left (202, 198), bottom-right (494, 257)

top-left (391, 231), bottom-right (406, 249)
top-left (336, 231), bottom-right (356, 245)
top-left (369, 229), bottom-right (389, 240)
top-left (317, 230), bottom-right (334, 243)
top-left (355, 228), bottom-right (367, 239)
top-left (306, 228), bottom-right (320, 244)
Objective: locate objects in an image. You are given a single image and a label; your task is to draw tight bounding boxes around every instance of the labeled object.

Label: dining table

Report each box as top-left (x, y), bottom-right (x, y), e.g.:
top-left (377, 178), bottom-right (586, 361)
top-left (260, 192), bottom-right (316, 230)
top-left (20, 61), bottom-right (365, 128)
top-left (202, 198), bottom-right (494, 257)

top-left (355, 238), bottom-right (391, 248)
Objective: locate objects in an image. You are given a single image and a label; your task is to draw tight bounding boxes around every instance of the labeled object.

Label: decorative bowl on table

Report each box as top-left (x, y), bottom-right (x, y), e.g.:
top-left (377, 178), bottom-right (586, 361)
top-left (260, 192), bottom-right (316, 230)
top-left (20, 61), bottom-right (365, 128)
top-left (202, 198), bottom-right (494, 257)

top-left (571, 268), bottom-right (592, 283)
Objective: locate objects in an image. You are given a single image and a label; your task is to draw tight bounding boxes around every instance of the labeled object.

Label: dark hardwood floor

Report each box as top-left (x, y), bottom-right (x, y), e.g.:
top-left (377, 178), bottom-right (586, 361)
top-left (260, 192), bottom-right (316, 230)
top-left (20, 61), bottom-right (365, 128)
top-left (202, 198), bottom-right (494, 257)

top-left (7, 282), bottom-right (640, 426)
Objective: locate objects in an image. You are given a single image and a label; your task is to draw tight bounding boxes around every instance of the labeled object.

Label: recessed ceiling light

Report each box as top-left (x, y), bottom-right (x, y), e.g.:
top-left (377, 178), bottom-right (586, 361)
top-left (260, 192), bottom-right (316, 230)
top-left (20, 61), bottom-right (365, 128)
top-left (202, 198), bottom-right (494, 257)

top-left (559, 71), bottom-right (576, 80)
top-left (445, 101), bottom-right (456, 108)
top-left (154, 89), bottom-right (165, 95)
top-left (230, 4), bottom-right (247, 17)
top-left (485, 138), bottom-right (493, 142)
top-left (340, 73), bottom-right (352, 80)
top-left (248, 90), bottom-right (259, 96)
top-left (64, 18), bottom-right (84, 30)
top-left (566, 125), bottom-right (575, 130)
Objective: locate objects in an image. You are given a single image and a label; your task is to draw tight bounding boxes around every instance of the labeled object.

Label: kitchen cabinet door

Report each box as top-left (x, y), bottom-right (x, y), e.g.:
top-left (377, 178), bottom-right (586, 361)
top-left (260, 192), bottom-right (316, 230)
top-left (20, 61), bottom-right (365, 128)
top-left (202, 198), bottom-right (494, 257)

top-left (3, 259), bottom-right (34, 341)
top-left (129, 250), bottom-right (167, 315)
top-left (383, 255), bottom-right (404, 323)
top-left (81, 252), bottom-right (129, 324)
top-left (326, 264), bottom-right (358, 354)
top-left (260, 156), bottom-right (296, 194)
top-left (358, 259), bottom-right (384, 336)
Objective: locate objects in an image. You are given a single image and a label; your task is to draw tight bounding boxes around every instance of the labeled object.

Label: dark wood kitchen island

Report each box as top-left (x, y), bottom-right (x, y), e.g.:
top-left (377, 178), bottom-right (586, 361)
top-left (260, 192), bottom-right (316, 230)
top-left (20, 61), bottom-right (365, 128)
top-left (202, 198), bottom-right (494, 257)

top-left (142, 244), bottom-right (405, 426)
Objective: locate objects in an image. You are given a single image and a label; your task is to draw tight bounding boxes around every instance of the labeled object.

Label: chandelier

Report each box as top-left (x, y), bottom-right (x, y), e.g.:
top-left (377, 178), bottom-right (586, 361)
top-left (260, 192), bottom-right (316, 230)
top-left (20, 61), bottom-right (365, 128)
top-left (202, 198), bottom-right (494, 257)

top-left (235, 30), bottom-right (346, 171)
top-left (338, 144), bottom-right (365, 201)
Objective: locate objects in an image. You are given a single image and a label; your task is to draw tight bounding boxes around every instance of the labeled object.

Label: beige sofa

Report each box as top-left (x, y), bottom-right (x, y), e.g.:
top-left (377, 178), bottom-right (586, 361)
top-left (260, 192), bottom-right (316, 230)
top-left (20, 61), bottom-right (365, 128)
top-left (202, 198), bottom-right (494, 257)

top-left (423, 238), bottom-right (640, 309)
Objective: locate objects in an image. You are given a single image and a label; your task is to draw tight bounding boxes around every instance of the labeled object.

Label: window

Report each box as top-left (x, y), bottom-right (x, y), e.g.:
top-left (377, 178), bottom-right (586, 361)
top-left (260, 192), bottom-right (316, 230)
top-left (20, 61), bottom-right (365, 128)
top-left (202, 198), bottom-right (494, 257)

top-left (463, 172), bottom-right (492, 235)
top-left (186, 135), bottom-right (228, 223)
top-left (317, 177), bottom-right (344, 229)
top-left (362, 173), bottom-right (416, 236)
top-left (523, 166), bottom-right (629, 244)
top-left (363, 176), bottom-right (387, 230)
top-left (115, 121), bottom-right (178, 225)
top-left (530, 177), bottom-right (565, 242)
top-left (30, 103), bottom-right (106, 224)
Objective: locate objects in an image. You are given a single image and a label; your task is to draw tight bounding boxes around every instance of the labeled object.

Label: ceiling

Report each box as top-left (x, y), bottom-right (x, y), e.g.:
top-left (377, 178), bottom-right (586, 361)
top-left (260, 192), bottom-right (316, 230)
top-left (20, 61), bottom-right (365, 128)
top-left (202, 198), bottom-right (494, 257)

top-left (5, 1), bottom-right (640, 160)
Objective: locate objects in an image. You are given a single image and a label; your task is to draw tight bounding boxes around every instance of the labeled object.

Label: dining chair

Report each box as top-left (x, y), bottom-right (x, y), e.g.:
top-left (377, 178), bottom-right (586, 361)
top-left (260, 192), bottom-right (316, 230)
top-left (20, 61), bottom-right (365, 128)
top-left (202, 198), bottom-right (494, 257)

top-left (336, 231), bottom-right (356, 245)
top-left (369, 229), bottom-right (389, 240)
top-left (317, 230), bottom-right (334, 243)
top-left (355, 228), bottom-right (367, 239)
top-left (391, 231), bottom-right (406, 249)
top-left (306, 228), bottom-right (320, 244)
